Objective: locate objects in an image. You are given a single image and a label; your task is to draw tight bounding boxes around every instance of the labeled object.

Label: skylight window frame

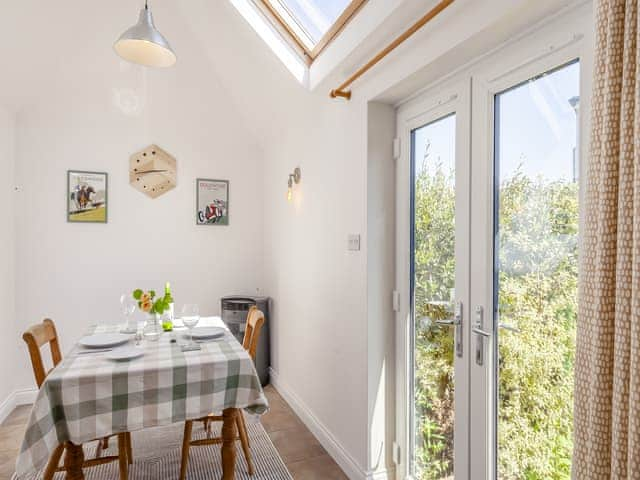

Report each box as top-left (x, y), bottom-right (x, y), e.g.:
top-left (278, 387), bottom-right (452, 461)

top-left (254, 0), bottom-right (368, 63)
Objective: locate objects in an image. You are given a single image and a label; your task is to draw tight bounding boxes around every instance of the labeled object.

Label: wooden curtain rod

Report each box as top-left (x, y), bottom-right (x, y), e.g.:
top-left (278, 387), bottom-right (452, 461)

top-left (330, 0), bottom-right (455, 100)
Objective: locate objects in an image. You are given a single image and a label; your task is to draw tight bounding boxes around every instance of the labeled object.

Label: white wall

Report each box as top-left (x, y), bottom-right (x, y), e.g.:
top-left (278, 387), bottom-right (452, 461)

top-left (0, 106), bottom-right (18, 406)
top-left (263, 93), bottom-right (370, 476)
top-left (9, 7), bottom-right (265, 383)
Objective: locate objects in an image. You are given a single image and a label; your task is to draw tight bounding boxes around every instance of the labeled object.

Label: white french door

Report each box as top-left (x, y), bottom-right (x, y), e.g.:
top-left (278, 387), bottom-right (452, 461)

top-left (396, 80), bottom-right (472, 480)
top-left (395, 10), bottom-right (591, 480)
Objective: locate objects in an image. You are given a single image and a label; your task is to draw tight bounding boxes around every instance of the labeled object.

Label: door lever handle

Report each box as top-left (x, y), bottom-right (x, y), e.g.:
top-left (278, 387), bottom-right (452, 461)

top-left (474, 306), bottom-right (490, 365)
top-left (454, 301), bottom-right (463, 358)
top-left (472, 326), bottom-right (491, 337)
top-left (432, 302), bottom-right (463, 358)
top-left (435, 318), bottom-right (460, 326)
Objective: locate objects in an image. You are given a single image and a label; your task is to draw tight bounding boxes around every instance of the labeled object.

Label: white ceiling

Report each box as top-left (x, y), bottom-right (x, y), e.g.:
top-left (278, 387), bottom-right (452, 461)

top-left (0, 0), bottom-right (584, 138)
top-left (0, 1), bottom-right (298, 111)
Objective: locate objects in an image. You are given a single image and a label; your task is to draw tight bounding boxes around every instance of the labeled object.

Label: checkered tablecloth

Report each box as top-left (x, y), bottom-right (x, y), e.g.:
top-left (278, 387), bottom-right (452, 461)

top-left (15, 318), bottom-right (268, 478)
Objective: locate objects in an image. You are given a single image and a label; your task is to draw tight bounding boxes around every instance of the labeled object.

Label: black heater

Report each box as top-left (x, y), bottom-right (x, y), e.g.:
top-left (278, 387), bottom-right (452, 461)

top-left (220, 295), bottom-right (270, 386)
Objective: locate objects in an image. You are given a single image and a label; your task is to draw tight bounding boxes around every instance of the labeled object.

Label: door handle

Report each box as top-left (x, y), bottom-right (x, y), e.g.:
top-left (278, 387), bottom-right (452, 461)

top-left (435, 318), bottom-right (459, 326)
top-left (454, 301), bottom-right (463, 357)
top-left (432, 302), bottom-right (463, 358)
top-left (473, 306), bottom-right (491, 365)
top-left (472, 326), bottom-right (491, 337)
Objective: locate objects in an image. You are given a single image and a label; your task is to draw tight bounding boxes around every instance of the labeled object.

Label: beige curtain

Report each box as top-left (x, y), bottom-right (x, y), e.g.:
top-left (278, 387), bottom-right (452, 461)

top-left (573, 0), bottom-right (640, 478)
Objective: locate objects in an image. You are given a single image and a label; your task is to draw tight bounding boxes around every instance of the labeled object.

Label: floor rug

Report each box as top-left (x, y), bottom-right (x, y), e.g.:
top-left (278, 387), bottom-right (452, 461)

top-left (17, 419), bottom-right (292, 479)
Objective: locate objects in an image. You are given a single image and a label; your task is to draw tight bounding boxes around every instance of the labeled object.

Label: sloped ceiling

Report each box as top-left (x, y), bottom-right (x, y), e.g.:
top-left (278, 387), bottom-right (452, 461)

top-left (0, 0), bottom-right (305, 146)
top-left (174, 0), bottom-right (312, 144)
top-left (0, 0), bottom-right (582, 145)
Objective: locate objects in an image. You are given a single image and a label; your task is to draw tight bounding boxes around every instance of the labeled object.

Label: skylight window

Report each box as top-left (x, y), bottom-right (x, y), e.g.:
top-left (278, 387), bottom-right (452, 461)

top-left (267, 0), bottom-right (348, 48)
top-left (258, 0), bottom-right (366, 61)
top-left (231, 0), bottom-right (308, 83)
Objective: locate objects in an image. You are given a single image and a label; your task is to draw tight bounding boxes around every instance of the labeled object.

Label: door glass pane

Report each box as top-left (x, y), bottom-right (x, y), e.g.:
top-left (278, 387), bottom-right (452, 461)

top-left (411, 113), bottom-right (456, 480)
top-left (494, 61), bottom-right (579, 479)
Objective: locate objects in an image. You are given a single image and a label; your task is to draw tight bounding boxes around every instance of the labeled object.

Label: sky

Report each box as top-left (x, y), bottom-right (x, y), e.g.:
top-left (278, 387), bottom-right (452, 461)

top-left (413, 60), bottom-right (580, 184)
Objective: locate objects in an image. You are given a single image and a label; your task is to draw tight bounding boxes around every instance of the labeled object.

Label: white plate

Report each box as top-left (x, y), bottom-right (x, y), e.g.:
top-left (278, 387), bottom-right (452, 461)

top-left (107, 347), bottom-right (144, 361)
top-left (190, 327), bottom-right (226, 340)
top-left (79, 333), bottom-right (131, 349)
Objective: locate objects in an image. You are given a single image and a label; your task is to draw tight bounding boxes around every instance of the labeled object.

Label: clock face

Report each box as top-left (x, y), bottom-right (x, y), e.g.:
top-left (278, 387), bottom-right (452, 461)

top-left (129, 144), bottom-right (177, 198)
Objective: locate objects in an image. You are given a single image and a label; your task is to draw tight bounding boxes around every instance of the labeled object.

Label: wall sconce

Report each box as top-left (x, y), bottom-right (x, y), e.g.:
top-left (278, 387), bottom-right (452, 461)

top-left (287, 167), bottom-right (301, 202)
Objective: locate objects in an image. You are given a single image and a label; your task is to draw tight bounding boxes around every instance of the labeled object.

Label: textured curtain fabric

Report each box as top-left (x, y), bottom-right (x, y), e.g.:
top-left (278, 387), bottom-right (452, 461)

top-left (573, 0), bottom-right (640, 478)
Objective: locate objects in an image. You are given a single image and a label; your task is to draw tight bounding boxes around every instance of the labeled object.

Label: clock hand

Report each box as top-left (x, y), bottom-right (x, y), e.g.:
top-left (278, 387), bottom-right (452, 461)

top-left (136, 169), bottom-right (169, 175)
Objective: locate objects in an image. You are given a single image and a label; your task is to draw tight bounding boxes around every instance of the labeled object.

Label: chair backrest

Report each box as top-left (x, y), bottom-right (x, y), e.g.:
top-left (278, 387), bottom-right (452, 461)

top-left (22, 318), bottom-right (62, 388)
top-left (242, 306), bottom-right (265, 363)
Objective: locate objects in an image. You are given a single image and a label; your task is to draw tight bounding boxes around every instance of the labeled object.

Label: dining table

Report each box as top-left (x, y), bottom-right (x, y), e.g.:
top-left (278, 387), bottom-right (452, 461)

top-left (15, 317), bottom-right (269, 480)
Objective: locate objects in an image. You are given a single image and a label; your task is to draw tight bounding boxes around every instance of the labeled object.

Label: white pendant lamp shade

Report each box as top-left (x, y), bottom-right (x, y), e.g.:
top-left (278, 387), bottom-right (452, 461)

top-left (114, 5), bottom-right (176, 67)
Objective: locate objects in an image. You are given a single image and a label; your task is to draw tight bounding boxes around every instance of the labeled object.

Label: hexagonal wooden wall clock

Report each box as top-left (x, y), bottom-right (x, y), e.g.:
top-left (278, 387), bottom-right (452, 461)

top-left (129, 144), bottom-right (176, 198)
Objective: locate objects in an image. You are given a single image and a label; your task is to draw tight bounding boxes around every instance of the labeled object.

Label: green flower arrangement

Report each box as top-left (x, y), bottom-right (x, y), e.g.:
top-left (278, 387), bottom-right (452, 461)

top-left (132, 288), bottom-right (172, 316)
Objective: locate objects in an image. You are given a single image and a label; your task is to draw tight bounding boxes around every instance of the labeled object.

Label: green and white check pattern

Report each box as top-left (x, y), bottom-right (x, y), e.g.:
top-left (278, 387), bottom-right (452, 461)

top-left (15, 322), bottom-right (268, 479)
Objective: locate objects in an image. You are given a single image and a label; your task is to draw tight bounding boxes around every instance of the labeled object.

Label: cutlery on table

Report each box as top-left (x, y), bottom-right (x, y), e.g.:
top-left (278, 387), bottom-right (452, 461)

top-left (77, 348), bottom-right (113, 355)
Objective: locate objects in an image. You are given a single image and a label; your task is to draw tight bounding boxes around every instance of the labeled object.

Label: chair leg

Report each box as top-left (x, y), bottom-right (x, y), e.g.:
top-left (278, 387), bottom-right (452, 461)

top-left (202, 417), bottom-right (209, 438)
top-left (63, 442), bottom-right (85, 480)
top-left (96, 436), bottom-right (109, 458)
top-left (125, 432), bottom-right (133, 465)
top-left (179, 421), bottom-right (193, 480)
top-left (43, 444), bottom-right (65, 480)
top-left (238, 412), bottom-right (250, 448)
top-left (117, 433), bottom-right (128, 479)
top-left (236, 414), bottom-right (254, 475)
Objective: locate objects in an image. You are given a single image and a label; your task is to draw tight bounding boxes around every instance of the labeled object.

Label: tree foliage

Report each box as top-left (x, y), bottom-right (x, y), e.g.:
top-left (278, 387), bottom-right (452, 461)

top-left (413, 150), bottom-right (578, 479)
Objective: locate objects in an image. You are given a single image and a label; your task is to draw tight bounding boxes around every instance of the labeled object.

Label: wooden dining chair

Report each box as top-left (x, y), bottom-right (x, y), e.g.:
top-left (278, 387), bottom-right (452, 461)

top-left (22, 318), bottom-right (133, 480)
top-left (179, 307), bottom-right (266, 480)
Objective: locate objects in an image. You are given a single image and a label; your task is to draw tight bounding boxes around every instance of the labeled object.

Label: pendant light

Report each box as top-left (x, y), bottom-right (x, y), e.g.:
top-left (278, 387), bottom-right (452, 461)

top-left (114, 0), bottom-right (176, 68)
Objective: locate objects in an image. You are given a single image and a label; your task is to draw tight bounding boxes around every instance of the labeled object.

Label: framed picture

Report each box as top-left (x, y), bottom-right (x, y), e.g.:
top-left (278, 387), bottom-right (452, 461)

top-left (67, 170), bottom-right (108, 223)
top-left (196, 178), bottom-right (229, 225)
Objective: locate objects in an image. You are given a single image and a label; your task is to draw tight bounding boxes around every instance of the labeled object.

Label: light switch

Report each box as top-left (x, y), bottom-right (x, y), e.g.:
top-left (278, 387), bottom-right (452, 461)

top-left (348, 234), bottom-right (361, 251)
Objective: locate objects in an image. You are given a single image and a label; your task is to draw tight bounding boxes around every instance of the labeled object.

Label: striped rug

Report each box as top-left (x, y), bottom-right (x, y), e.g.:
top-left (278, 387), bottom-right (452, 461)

top-left (19, 418), bottom-right (292, 479)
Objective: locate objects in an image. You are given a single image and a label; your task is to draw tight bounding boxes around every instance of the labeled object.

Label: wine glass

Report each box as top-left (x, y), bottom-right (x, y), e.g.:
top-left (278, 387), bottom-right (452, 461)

top-left (120, 294), bottom-right (137, 334)
top-left (181, 304), bottom-right (200, 351)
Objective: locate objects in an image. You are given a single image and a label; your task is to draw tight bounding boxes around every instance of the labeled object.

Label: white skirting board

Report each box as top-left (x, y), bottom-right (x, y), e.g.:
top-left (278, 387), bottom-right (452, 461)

top-left (268, 368), bottom-right (395, 480)
top-left (0, 388), bottom-right (37, 424)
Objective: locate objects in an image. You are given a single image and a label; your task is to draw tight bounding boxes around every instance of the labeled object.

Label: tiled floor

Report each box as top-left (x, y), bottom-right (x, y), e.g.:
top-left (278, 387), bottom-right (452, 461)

top-left (261, 386), bottom-right (348, 479)
top-left (0, 385), bottom-right (348, 480)
top-left (0, 405), bottom-right (31, 480)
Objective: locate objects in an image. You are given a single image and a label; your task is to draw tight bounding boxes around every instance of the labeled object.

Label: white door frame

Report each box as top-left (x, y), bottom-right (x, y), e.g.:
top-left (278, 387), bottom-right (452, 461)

top-left (395, 79), bottom-right (472, 480)
top-left (394, 4), bottom-right (593, 479)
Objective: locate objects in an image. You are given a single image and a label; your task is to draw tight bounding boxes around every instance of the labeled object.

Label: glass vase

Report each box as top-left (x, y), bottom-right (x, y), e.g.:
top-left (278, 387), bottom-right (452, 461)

top-left (143, 313), bottom-right (162, 341)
